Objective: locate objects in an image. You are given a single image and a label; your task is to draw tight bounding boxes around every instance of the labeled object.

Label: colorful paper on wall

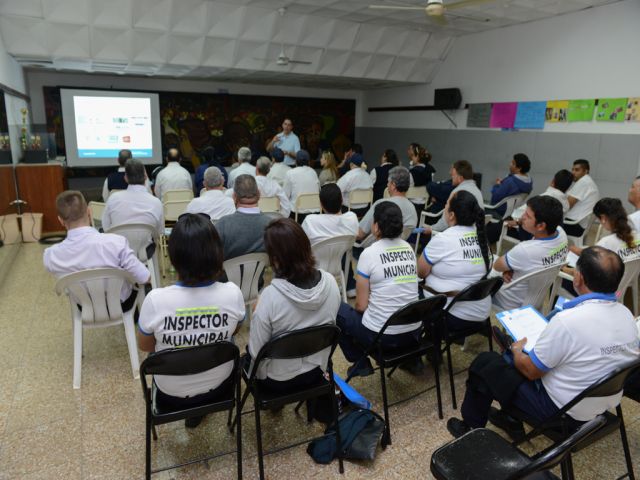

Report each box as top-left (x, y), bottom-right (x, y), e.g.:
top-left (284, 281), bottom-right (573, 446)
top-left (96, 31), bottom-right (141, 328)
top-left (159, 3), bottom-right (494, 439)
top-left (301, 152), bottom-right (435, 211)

top-left (489, 102), bottom-right (518, 129)
top-left (567, 99), bottom-right (596, 122)
top-left (625, 98), bottom-right (640, 122)
top-left (596, 98), bottom-right (627, 122)
top-left (467, 103), bottom-right (492, 128)
top-left (514, 102), bottom-right (546, 129)
top-left (545, 101), bottom-right (568, 122)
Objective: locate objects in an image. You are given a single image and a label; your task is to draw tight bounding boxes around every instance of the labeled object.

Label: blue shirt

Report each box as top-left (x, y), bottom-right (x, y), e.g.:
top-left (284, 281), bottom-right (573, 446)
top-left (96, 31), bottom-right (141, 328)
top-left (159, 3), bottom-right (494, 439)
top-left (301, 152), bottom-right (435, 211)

top-left (273, 132), bottom-right (300, 167)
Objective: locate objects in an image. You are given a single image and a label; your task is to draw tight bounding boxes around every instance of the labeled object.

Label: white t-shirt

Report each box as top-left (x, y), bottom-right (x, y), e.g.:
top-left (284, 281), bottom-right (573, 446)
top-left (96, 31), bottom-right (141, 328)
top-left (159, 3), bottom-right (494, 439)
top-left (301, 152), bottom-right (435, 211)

top-left (566, 174), bottom-right (600, 227)
top-left (359, 196), bottom-right (418, 236)
top-left (138, 282), bottom-right (245, 397)
top-left (302, 212), bottom-right (359, 245)
top-left (102, 185), bottom-right (164, 237)
top-left (422, 225), bottom-right (493, 322)
top-left (493, 228), bottom-right (569, 310)
top-left (154, 162), bottom-right (193, 200)
top-left (531, 297), bottom-right (640, 421)
top-left (357, 238), bottom-right (420, 334)
top-left (185, 189), bottom-right (236, 220)
top-left (336, 167), bottom-right (373, 208)
top-left (227, 162), bottom-right (256, 189)
top-left (597, 231), bottom-right (640, 262)
top-left (256, 175), bottom-right (291, 217)
top-left (268, 163), bottom-right (291, 187)
top-left (284, 166), bottom-right (320, 213)
top-left (512, 187), bottom-right (569, 220)
top-left (629, 210), bottom-right (640, 233)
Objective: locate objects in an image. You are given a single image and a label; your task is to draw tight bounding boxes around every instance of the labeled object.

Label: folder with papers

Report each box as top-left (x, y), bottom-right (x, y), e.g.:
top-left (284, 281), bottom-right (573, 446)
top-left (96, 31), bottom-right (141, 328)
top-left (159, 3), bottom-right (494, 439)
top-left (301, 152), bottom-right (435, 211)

top-left (496, 305), bottom-right (549, 353)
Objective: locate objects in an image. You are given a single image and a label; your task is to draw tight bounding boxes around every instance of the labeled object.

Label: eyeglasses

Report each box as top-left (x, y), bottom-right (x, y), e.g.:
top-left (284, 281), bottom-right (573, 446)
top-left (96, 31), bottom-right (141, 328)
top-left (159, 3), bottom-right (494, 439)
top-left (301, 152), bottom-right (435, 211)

top-left (177, 212), bottom-right (211, 222)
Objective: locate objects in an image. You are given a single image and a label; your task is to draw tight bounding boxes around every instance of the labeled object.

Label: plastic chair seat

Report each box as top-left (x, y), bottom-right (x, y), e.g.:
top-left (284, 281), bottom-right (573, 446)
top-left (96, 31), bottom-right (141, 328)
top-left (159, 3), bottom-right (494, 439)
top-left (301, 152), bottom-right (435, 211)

top-left (431, 429), bottom-right (559, 480)
top-left (150, 381), bottom-right (235, 424)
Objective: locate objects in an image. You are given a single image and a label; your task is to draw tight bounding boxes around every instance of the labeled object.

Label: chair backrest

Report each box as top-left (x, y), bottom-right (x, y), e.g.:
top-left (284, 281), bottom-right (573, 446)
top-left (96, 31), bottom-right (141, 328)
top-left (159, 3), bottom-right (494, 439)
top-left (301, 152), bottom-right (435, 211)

top-left (407, 186), bottom-right (428, 202)
top-left (401, 226), bottom-right (413, 240)
top-left (617, 257), bottom-right (640, 300)
top-left (105, 223), bottom-right (159, 262)
top-left (258, 196), bottom-right (280, 213)
top-left (295, 193), bottom-right (321, 212)
top-left (88, 201), bottom-right (106, 229)
top-left (163, 189), bottom-right (194, 202)
top-left (503, 263), bottom-right (566, 311)
top-left (250, 325), bottom-right (341, 381)
top-left (54, 268), bottom-right (137, 325)
top-left (163, 200), bottom-right (191, 221)
top-left (379, 295), bottom-right (447, 335)
top-left (446, 277), bottom-right (503, 312)
top-left (511, 415), bottom-right (607, 479)
top-left (223, 252), bottom-right (270, 304)
top-left (312, 235), bottom-right (355, 277)
top-left (348, 189), bottom-right (373, 210)
top-left (565, 213), bottom-right (595, 246)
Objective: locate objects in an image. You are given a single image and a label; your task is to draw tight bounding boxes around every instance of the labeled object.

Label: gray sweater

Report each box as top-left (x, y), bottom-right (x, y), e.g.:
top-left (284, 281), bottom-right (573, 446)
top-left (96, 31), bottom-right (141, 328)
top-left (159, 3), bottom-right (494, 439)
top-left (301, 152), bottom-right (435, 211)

top-left (214, 210), bottom-right (272, 260)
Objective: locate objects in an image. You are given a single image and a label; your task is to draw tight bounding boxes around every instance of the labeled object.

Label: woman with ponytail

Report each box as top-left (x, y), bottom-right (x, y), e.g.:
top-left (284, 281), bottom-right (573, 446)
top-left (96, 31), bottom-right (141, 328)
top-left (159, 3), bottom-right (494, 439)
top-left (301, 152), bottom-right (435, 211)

top-left (408, 142), bottom-right (436, 216)
top-left (417, 190), bottom-right (493, 332)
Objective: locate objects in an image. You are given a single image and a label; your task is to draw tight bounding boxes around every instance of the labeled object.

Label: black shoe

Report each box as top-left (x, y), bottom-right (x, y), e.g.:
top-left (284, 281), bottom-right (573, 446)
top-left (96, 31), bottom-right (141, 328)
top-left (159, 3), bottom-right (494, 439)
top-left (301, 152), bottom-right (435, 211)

top-left (399, 357), bottom-right (425, 375)
top-left (447, 417), bottom-right (472, 438)
top-left (491, 326), bottom-right (513, 353)
top-left (488, 407), bottom-right (526, 441)
top-left (184, 415), bottom-right (204, 429)
top-left (347, 358), bottom-right (374, 378)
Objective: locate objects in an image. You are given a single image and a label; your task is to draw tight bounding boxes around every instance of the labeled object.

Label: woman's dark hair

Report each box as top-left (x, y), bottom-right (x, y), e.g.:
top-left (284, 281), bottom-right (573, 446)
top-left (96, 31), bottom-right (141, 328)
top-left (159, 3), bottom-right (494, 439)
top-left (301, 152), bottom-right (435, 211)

top-left (593, 198), bottom-right (635, 248)
top-left (449, 190), bottom-right (491, 273)
top-left (409, 142), bottom-right (432, 164)
top-left (384, 149), bottom-right (399, 166)
top-left (373, 201), bottom-right (403, 239)
top-left (168, 214), bottom-right (223, 286)
top-left (264, 218), bottom-right (316, 284)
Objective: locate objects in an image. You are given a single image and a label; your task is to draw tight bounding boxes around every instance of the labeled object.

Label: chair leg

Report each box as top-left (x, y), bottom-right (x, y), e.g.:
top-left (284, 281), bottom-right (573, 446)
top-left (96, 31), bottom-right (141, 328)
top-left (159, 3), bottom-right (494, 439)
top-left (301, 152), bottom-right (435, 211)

top-left (146, 416), bottom-right (152, 480)
top-left (330, 371), bottom-right (345, 474)
top-left (632, 280), bottom-right (639, 317)
top-left (617, 405), bottom-right (635, 480)
top-left (152, 425), bottom-right (158, 441)
top-left (339, 272), bottom-right (347, 303)
top-left (379, 363), bottom-right (392, 446)
top-left (433, 346), bottom-right (443, 420)
top-left (254, 400), bottom-right (266, 480)
top-left (487, 320), bottom-right (494, 352)
top-left (236, 380), bottom-right (243, 480)
top-left (123, 312), bottom-right (140, 379)
top-left (231, 388), bottom-right (250, 431)
top-left (73, 317), bottom-right (83, 389)
top-left (446, 342), bottom-right (456, 410)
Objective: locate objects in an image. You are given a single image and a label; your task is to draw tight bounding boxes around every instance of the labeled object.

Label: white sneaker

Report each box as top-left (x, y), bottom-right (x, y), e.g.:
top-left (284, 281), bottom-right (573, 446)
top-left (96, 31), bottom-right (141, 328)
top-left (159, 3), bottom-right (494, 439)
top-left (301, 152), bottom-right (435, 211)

top-left (346, 289), bottom-right (357, 299)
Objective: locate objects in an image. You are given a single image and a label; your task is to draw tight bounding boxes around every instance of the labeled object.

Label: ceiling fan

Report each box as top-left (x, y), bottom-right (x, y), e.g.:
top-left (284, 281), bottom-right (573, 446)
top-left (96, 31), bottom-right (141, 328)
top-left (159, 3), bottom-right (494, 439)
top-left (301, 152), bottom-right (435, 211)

top-left (368, 0), bottom-right (499, 26)
top-left (255, 8), bottom-right (313, 66)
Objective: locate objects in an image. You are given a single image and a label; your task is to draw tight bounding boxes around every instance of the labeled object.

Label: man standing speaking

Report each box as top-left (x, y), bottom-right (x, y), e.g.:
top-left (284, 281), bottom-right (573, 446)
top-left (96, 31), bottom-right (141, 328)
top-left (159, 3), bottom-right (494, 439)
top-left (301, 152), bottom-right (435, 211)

top-left (267, 117), bottom-right (300, 167)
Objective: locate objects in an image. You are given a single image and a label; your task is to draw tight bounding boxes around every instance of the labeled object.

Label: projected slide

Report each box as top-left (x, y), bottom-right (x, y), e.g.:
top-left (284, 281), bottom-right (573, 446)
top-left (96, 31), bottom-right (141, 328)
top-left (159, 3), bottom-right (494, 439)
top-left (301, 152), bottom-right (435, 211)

top-left (74, 96), bottom-right (153, 158)
top-left (60, 89), bottom-right (162, 167)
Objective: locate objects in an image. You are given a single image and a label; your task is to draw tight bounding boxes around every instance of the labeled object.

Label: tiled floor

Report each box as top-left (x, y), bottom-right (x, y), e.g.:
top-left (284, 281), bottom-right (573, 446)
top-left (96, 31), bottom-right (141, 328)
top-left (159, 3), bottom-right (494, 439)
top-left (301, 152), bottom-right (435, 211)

top-left (0, 242), bottom-right (638, 479)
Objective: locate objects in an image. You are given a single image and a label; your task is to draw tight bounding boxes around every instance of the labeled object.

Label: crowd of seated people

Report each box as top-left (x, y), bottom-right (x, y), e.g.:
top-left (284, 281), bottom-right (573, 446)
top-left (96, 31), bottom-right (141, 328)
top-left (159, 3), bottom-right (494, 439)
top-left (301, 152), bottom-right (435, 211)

top-left (44, 130), bottom-right (640, 473)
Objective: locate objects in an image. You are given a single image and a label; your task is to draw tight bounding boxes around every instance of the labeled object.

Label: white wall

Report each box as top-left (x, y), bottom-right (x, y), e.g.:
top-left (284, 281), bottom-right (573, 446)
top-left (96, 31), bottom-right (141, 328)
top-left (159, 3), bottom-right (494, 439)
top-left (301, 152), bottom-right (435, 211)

top-left (25, 70), bottom-right (364, 126)
top-left (363, 0), bottom-right (640, 135)
top-left (0, 33), bottom-right (27, 164)
top-left (0, 34), bottom-right (25, 94)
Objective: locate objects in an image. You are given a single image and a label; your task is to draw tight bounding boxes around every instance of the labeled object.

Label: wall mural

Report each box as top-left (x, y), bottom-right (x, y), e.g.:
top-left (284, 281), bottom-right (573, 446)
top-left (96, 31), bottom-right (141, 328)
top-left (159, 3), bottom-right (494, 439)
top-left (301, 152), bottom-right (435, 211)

top-left (43, 87), bottom-right (356, 170)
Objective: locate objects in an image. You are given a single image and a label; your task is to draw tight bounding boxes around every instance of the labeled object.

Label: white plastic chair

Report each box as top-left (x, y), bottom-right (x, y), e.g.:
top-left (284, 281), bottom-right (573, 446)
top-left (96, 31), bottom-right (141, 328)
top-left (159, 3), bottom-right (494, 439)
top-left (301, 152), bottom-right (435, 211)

top-left (294, 193), bottom-right (321, 222)
top-left (407, 186), bottom-right (428, 205)
top-left (347, 189), bottom-right (373, 212)
top-left (54, 268), bottom-right (143, 389)
top-left (484, 193), bottom-right (529, 222)
top-left (163, 200), bottom-right (191, 222)
top-left (414, 208), bottom-right (444, 252)
top-left (162, 189), bottom-right (194, 202)
top-left (223, 253), bottom-right (270, 322)
top-left (492, 263), bottom-right (567, 315)
top-left (495, 222), bottom-right (522, 257)
top-left (105, 223), bottom-right (161, 289)
top-left (564, 213), bottom-right (596, 247)
top-left (312, 235), bottom-right (355, 302)
top-left (258, 196), bottom-right (280, 214)
top-left (88, 201), bottom-right (106, 230)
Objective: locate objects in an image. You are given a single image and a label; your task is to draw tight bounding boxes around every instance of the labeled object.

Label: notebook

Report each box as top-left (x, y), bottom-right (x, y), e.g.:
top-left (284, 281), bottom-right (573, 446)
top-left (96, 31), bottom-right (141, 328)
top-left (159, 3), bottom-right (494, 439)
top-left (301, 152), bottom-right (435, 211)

top-left (496, 305), bottom-right (549, 353)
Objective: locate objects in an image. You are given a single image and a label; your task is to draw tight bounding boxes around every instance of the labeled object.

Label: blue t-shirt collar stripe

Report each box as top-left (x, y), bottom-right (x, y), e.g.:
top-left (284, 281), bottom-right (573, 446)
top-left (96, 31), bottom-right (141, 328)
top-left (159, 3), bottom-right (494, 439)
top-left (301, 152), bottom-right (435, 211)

top-left (561, 292), bottom-right (617, 311)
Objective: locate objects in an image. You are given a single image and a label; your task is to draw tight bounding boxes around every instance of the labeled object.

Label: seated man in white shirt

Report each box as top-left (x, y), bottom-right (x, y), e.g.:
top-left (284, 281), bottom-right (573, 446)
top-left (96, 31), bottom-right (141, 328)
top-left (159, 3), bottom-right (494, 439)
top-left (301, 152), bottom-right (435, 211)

top-left (627, 176), bottom-right (640, 232)
top-left (492, 196), bottom-right (568, 311)
top-left (227, 147), bottom-right (255, 189)
top-left (267, 147), bottom-right (290, 187)
top-left (283, 149), bottom-right (320, 224)
top-left (102, 158), bottom-right (164, 257)
top-left (255, 156), bottom-right (291, 218)
top-left (302, 183), bottom-right (359, 245)
top-left (336, 153), bottom-right (373, 217)
top-left (447, 246), bottom-right (640, 438)
top-left (154, 148), bottom-right (193, 201)
top-left (563, 159), bottom-right (600, 237)
top-left (185, 166), bottom-right (235, 220)
top-left (43, 190), bottom-right (150, 312)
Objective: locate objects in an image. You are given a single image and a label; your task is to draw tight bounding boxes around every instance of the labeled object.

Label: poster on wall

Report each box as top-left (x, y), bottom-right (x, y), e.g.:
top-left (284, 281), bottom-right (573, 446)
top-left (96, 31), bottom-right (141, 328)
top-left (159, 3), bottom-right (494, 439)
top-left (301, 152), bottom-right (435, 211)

top-left (567, 99), bottom-right (596, 122)
top-left (625, 98), bottom-right (640, 122)
top-left (514, 102), bottom-right (546, 129)
top-left (489, 102), bottom-right (518, 129)
top-left (467, 103), bottom-right (492, 128)
top-left (596, 98), bottom-right (627, 122)
top-left (545, 101), bottom-right (568, 122)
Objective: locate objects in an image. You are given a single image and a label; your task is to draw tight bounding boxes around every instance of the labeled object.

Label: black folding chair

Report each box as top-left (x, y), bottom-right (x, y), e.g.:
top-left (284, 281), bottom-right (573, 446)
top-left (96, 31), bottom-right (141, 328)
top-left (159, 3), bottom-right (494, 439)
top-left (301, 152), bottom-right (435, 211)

top-left (439, 276), bottom-right (503, 409)
top-left (345, 295), bottom-right (447, 446)
top-left (234, 325), bottom-right (343, 480)
top-left (503, 358), bottom-right (640, 480)
top-left (139, 342), bottom-right (242, 480)
top-left (430, 415), bottom-right (607, 480)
